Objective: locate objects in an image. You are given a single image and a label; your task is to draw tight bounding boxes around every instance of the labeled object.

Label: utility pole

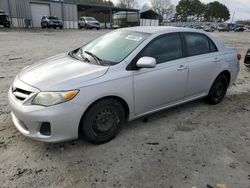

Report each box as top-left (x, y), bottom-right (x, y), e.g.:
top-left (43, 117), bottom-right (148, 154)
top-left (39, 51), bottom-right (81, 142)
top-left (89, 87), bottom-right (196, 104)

top-left (231, 11), bottom-right (235, 23)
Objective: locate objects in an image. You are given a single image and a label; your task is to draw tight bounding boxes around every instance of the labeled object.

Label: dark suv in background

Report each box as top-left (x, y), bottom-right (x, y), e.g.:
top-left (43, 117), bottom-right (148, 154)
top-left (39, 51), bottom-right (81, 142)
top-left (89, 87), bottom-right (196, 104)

top-left (41, 15), bottom-right (63, 29)
top-left (0, 10), bottom-right (10, 28)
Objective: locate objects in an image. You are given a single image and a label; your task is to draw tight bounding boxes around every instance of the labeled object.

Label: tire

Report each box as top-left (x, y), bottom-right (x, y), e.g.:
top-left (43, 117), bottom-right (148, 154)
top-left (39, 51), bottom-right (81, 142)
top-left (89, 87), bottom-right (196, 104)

top-left (4, 24), bottom-right (10, 28)
top-left (206, 74), bottom-right (229, 105)
top-left (81, 99), bottom-right (125, 144)
top-left (60, 26), bottom-right (63, 29)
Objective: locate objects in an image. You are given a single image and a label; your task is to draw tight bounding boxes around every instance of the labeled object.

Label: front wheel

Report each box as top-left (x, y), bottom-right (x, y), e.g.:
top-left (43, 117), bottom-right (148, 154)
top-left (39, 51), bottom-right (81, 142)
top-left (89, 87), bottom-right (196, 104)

top-left (81, 99), bottom-right (125, 144)
top-left (206, 74), bottom-right (229, 104)
top-left (4, 24), bottom-right (10, 28)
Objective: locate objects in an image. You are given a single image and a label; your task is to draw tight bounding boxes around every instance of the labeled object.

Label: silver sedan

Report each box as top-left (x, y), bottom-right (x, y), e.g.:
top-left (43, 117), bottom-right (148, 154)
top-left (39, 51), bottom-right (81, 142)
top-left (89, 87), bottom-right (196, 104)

top-left (8, 26), bottom-right (240, 144)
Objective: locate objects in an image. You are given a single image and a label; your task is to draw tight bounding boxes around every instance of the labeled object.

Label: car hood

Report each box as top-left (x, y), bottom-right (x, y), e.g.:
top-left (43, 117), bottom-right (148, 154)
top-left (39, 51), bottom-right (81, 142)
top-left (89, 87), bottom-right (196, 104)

top-left (87, 21), bottom-right (99, 24)
top-left (19, 53), bottom-right (109, 91)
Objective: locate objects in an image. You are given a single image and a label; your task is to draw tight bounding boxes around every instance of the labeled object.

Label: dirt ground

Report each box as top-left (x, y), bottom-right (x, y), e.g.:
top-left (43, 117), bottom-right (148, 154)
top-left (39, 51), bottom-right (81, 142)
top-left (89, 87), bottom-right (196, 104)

top-left (0, 28), bottom-right (250, 188)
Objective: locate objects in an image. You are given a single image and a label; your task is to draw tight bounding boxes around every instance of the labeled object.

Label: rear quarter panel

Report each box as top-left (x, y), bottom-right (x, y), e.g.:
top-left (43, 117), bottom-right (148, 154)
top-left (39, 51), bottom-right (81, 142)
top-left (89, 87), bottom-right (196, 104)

top-left (219, 47), bottom-right (239, 85)
top-left (207, 33), bottom-right (239, 86)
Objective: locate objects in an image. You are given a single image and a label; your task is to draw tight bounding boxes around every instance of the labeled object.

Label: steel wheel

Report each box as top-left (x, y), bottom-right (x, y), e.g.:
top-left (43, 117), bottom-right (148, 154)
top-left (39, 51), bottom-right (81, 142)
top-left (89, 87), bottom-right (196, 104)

top-left (81, 98), bottom-right (125, 144)
top-left (207, 74), bottom-right (229, 104)
top-left (92, 107), bottom-right (120, 136)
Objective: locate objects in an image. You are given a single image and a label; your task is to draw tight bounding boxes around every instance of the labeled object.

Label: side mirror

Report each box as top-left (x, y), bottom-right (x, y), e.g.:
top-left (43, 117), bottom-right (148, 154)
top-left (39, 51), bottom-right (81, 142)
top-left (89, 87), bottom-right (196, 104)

top-left (136, 57), bottom-right (156, 69)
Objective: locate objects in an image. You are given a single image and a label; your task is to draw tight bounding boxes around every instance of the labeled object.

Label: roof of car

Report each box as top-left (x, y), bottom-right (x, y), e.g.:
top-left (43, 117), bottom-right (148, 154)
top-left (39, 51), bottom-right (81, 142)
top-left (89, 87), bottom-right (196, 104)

top-left (122, 26), bottom-right (205, 34)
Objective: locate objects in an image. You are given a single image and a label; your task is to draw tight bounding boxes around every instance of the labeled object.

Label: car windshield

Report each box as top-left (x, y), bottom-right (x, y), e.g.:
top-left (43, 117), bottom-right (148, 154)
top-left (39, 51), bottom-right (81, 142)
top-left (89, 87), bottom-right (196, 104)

top-left (78, 30), bottom-right (150, 65)
top-left (48, 16), bottom-right (59, 20)
top-left (0, 15), bottom-right (7, 21)
top-left (85, 17), bottom-right (96, 21)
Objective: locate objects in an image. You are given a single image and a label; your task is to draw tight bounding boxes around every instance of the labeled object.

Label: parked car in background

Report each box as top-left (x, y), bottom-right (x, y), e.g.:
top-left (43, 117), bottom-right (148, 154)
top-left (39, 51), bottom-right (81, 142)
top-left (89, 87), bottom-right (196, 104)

top-left (0, 10), bottom-right (10, 28)
top-left (203, 26), bottom-right (215, 32)
top-left (234, 26), bottom-right (245, 32)
top-left (244, 26), bottom-right (250, 32)
top-left (218, 24), bottom-right (229, 32)
top-left (41, 15), bottom-right (63, 29)
top-left (244, 49), bottom-right (250, 67)
top-left (8, 27), bottom-right (240, 144)
top-left (193, 25), bottom-right (203, 30)
top-left (78, 17), bottom-right (100, 29)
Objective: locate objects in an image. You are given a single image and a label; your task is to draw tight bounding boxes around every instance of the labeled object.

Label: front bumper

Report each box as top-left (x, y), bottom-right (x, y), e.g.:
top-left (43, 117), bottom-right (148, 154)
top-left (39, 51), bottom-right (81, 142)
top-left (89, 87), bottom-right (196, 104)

top-left (8, 79), bottom-right (84, 142)
top-left (48, 22), bottom-right (63, 27)
top-left (86, 23), bottom-right (100, 29)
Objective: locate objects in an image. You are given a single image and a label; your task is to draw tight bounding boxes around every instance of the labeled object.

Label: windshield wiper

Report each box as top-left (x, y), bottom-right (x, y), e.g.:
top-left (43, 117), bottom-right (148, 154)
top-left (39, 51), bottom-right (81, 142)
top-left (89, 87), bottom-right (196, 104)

top-left (78, 48), bottom-right (90, 62)
top-left (84, 51), bottom-right (103, 65)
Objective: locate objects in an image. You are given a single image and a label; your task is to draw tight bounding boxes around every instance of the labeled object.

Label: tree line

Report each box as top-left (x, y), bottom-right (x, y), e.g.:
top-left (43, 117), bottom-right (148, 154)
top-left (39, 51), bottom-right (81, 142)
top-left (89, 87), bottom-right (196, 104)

top-left (77, 0), bottom-right (230, 23)
top-left (175, 0), bottom-right (230, 22)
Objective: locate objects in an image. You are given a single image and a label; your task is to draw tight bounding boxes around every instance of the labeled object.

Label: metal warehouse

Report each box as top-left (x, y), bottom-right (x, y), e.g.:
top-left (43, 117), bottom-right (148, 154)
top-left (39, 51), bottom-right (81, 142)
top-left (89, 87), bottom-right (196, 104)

top-left (0, 0), bottom-right (78, 28)
top-left (0, 0), bottom-right (160, 29)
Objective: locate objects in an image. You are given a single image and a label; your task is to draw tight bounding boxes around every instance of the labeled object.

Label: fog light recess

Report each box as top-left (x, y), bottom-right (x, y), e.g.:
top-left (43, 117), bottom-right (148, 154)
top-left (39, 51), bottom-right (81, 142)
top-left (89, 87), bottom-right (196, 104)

top-left (40, 122), bottom-right (51, 136)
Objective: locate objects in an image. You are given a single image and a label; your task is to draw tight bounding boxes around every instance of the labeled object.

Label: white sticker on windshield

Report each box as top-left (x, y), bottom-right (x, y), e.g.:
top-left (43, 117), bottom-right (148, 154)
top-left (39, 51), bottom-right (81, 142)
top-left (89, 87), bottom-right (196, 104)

top-left (125, 35), bottom-right (143, 41)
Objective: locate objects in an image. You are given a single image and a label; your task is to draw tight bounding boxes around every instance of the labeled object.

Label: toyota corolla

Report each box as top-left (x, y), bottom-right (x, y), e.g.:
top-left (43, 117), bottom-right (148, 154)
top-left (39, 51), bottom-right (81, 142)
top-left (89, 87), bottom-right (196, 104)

top-left (8, 27), bottom-right (240, 144)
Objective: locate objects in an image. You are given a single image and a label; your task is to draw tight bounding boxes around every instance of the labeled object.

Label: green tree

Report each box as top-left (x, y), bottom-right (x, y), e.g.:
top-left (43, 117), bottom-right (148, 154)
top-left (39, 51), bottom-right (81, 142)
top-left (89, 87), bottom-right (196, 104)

top-left (175, 0), bottom-right (205, 21)
top-left (204, 1), bottom-right (230, 22)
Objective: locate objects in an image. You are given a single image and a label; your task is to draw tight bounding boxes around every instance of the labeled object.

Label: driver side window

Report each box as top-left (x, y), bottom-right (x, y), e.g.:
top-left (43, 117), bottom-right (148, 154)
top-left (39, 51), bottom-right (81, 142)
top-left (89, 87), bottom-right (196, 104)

top-left (140, 33), bottom-right (183, 64)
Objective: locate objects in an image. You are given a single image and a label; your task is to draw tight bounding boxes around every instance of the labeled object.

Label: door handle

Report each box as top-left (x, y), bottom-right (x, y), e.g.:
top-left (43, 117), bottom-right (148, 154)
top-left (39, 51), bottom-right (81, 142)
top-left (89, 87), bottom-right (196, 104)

top-left (177, 65), bottom-right (188, 71)
top-left (213, 57), bottom-right (220, 63)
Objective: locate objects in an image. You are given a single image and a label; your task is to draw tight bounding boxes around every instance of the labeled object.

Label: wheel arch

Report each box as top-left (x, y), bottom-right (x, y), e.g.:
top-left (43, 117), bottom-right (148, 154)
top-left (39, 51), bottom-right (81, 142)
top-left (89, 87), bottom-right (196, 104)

top-left (219, 70), bottom-right (231, 85)
top-left (78, 95), bottom-right (130, 135)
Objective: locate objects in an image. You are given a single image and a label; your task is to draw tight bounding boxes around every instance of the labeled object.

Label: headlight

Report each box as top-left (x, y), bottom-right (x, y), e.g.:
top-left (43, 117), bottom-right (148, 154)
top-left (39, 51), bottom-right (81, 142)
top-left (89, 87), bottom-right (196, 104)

top-left (32, 90), bottom-right (79, 107)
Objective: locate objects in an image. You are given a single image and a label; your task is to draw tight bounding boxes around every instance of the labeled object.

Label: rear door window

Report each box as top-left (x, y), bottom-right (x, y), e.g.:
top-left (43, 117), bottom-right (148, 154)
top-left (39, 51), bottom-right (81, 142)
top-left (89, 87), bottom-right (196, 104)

top-left (184, 33), bottom-right (210, 56)
top-left (209, 40), bottom-right (218, 52)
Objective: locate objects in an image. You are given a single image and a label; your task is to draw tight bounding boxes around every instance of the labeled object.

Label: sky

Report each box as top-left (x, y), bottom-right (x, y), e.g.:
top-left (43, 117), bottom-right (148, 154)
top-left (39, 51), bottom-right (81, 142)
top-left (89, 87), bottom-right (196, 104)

top-left (112, 0), bottom-right (250, 21)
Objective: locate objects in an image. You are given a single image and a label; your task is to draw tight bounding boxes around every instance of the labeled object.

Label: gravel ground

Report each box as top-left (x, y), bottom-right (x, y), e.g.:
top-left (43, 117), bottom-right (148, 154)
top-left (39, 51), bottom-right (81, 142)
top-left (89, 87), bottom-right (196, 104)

top-left (0, 28), bottom-right (250, 188)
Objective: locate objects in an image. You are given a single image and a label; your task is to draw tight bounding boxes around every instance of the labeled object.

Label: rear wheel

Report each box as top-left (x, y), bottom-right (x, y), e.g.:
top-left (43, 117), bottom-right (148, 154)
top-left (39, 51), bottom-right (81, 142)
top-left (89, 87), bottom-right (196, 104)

top-left (81, 99), bottom-right (125, 144)
top-left (206, 74), bottom-right (229, 104)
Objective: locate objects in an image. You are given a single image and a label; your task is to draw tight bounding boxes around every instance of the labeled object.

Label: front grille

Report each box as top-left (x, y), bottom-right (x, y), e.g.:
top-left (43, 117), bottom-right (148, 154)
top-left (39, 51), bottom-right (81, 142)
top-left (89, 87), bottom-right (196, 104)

top-left (12, 86), bottom-right (33, 101)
